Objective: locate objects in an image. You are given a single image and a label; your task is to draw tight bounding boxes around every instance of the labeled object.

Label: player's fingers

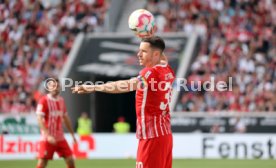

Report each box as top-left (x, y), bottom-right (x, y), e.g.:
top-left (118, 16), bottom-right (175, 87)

top-left (72, 86), bottom-right (84, 93)
top-left (71, 88), bottom-right (78, 93)
top-left (77, 90), bottom-right (86, 94)
top-left (149, 28), bottom-right (153, 35)
top-left (51, 139), bottom-right (56, 144)
top-left (135, 34), bottom-right (142, 38)
top-left (147, 26), bottom-right (156, 37)
top-left (80, 85), bottom-right (85, 88)
top-left (152, 25), bottom-right (157, 33)
top-left (50, 140), bottom-right (56, 145)
top-left (47, 137), bottom-right (56, 144)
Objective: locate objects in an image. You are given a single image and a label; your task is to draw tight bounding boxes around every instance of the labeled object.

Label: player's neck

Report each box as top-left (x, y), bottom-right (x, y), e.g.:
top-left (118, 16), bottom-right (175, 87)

top-left (48, 93), bottom-right (59, 99)
top-left (146, 61), bottom-right (167, 68)
top-left (145, 60), bottom-right (160, 68)
top-left (154, 59), bottom-right (166, 66)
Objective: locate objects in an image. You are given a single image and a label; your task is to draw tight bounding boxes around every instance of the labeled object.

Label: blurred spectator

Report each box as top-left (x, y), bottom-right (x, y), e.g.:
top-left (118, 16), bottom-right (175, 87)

top-left (210, 124), bottom-right (225, 133)
top-left (1, 0), bottom-right (275, 113)
top-left (76, 112), bottom-right (92, 136)
top-left (113, 116), bottom-right (130, 134)
top-left (232, 117), bottom-right (247, 133)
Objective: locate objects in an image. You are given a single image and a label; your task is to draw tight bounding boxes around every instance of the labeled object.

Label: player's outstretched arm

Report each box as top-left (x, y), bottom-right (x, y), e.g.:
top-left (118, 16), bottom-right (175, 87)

top-left (71, 78), bottom-right (139, 94)
top-left (63, 114), bottom-right (77, 143)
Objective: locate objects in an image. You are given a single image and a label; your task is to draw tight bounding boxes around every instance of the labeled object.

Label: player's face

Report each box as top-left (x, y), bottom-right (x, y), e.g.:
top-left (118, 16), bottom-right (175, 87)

top-left (137, 42), bottom-right (155, 67)
top-left (47, 80), bottom-right (60, 96)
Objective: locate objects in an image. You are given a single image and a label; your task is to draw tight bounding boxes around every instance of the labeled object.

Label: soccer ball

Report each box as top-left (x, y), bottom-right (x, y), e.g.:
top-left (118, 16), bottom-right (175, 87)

top-left (128, 9), bottom-right (155, 37)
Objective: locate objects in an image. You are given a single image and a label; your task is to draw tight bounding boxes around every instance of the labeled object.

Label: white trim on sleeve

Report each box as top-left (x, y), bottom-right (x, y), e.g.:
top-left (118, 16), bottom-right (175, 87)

top-left (36, 111), bottom-right (45, 116)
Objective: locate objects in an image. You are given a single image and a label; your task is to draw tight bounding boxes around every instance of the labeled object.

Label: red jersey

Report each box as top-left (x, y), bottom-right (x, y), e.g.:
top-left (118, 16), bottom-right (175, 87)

top-left (136, 64), bottom-right (175, 139)
top-left (36, 94), bottom-right (67, 141)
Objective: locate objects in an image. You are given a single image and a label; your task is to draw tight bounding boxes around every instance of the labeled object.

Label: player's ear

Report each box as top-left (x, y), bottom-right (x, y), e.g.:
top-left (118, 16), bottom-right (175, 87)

top-left (153, 50), bottom-right (161, 59)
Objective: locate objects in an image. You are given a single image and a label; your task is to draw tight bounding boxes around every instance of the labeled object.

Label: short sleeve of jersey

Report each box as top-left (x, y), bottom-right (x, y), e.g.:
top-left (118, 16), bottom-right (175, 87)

top-left (137, 68), bottom-right (158, 89)
top-left (36, 97), bottom-right (48, 116)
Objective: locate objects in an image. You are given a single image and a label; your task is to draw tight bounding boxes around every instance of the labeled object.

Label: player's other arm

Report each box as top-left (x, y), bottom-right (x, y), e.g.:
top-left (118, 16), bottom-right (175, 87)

top-left (36, 101), bottom-right (56, 144)
top-left (37, 115), bottom-right (49, 136)
top-left (63, 114), bottom-right (77, 143)
top-left (37, 114), bottom-right (56, 144)
top-left (71, 78), bottom-right (139, 94)
top-left (160, 53), bottom-right (168, 64)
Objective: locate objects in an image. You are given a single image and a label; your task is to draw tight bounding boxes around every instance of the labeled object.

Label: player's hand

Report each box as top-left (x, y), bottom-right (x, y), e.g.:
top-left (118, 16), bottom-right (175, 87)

top-left (72, 136), bottom-right (77, 144)
top-left (71, 85), bottom-right (95, 94)
top-left (47, 135), bottom-right (56, 145)
top-left (160, 53), bottom-right (168, 65)
top-left (136, 25), bottom-right (157, 38)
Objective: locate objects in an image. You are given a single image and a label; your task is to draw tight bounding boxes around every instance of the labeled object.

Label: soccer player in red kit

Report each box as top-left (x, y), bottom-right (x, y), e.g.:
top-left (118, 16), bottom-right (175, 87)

top-left (36, 79), bottom-right (77, 168)
top-left (72, 36), bottom-right (175, 168)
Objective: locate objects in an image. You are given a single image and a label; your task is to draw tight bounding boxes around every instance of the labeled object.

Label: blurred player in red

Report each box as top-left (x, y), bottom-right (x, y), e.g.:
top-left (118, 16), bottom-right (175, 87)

top-left (36, 78), bottom-right (77, 168)
top-left (72, 36), bottom-right (175, 168)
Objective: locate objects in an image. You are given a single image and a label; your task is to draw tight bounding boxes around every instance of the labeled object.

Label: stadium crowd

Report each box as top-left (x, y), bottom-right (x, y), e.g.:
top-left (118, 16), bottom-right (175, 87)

top-left (1, 0), bottom-right (275, 113)
top-left (0, 0), bottom-right (107, 113)
top-left (147, 0), bottom-right (276, 112)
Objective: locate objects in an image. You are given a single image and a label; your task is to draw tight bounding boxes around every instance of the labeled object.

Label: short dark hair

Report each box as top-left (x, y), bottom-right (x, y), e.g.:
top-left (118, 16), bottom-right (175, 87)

top-left (141, 36), bottom-right (165, 52)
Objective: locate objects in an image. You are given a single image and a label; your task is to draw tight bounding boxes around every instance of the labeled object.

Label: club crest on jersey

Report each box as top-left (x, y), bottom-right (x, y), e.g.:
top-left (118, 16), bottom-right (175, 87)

top-left (50, 111), bottom-right (63, 117)
top-left (165, 73), bottom-right (174, 80)
top-left (144, 71), bottom-right (152, 79)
